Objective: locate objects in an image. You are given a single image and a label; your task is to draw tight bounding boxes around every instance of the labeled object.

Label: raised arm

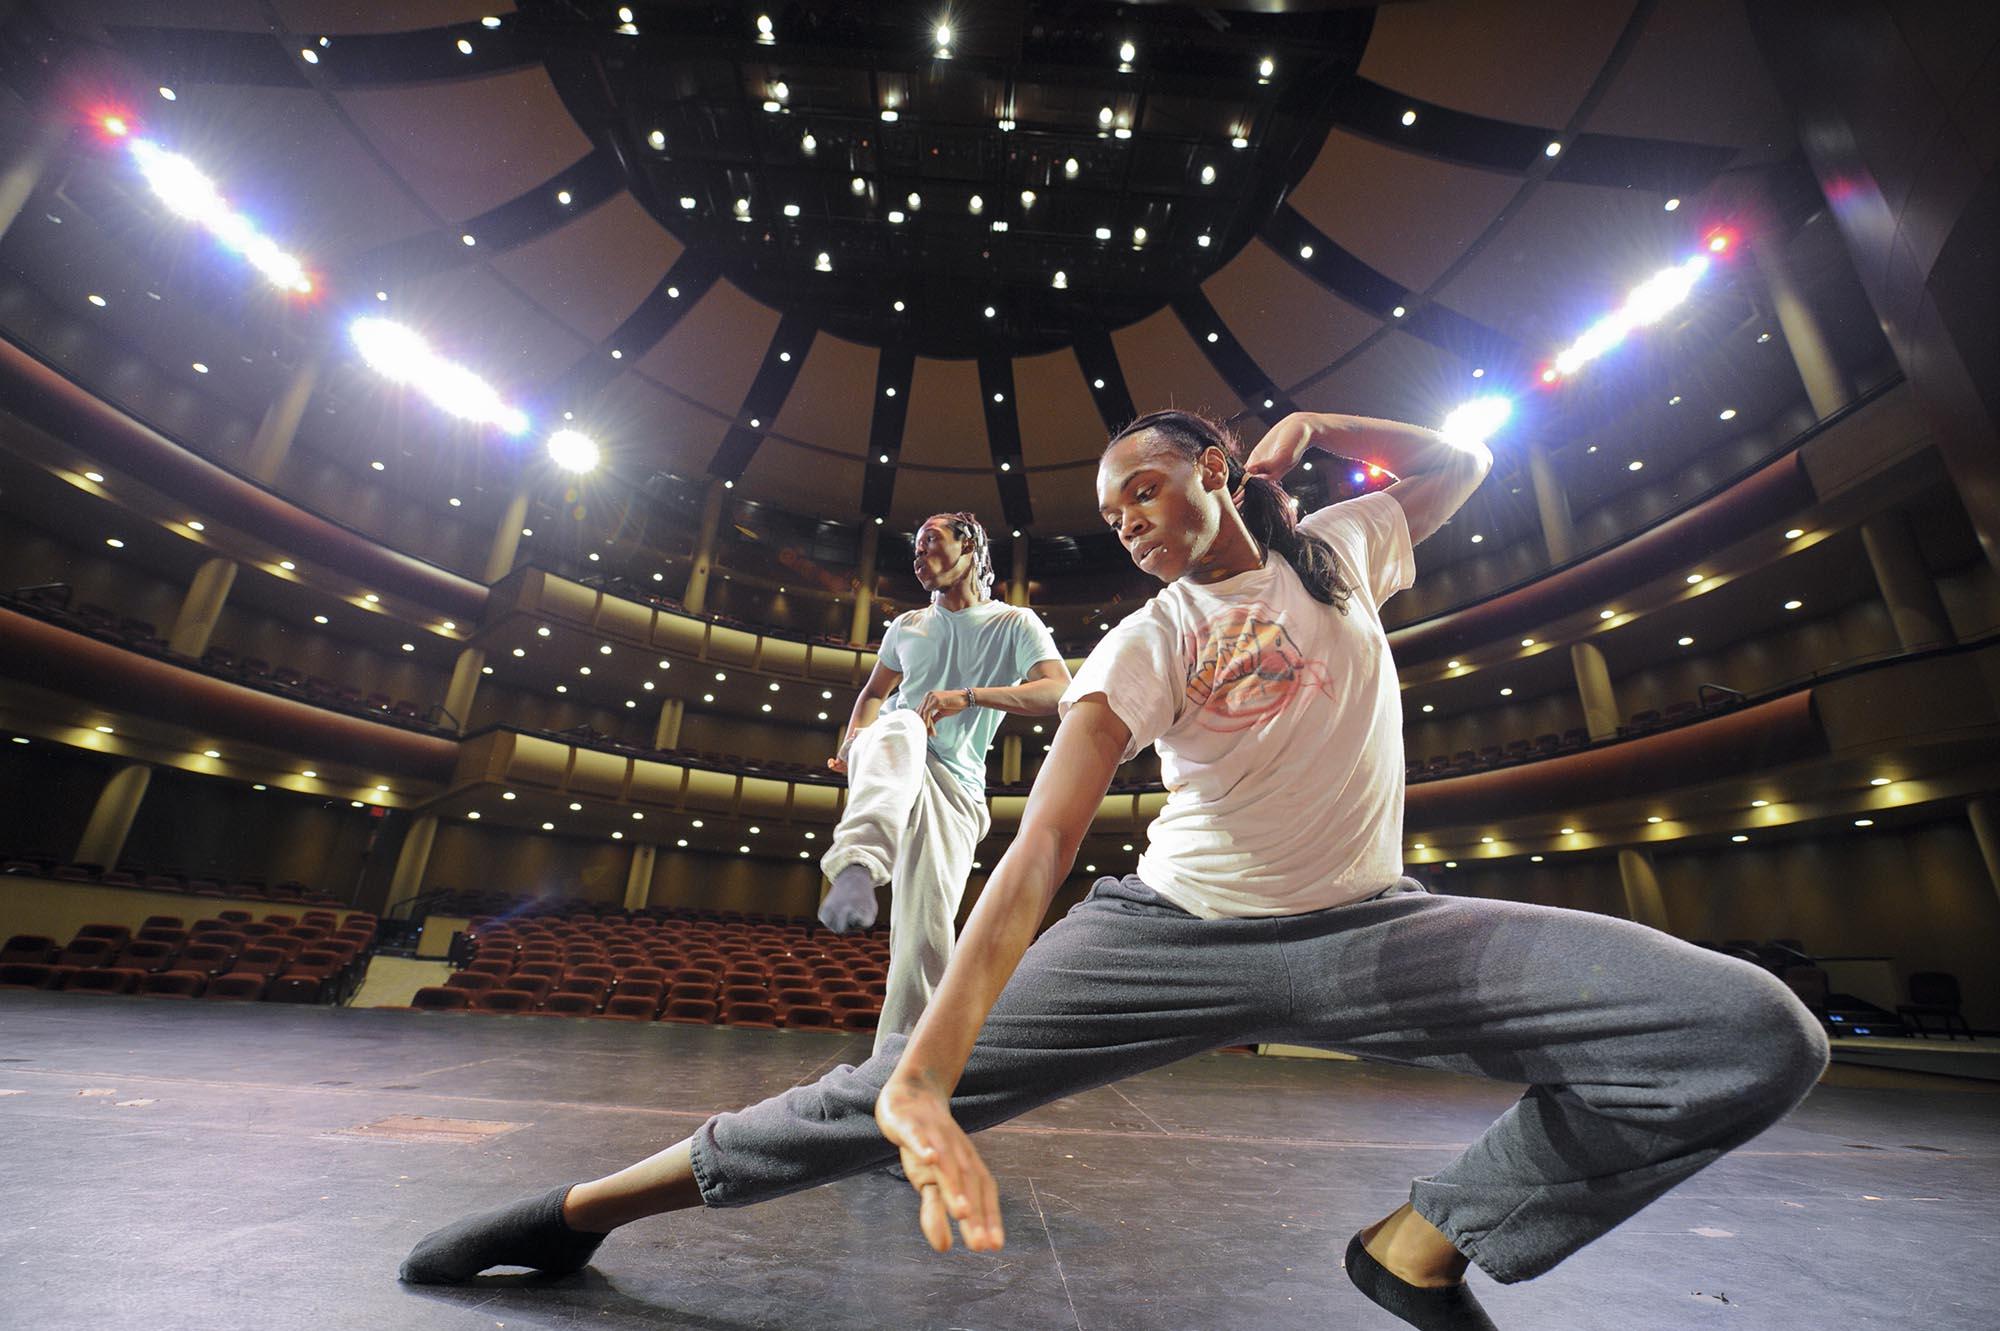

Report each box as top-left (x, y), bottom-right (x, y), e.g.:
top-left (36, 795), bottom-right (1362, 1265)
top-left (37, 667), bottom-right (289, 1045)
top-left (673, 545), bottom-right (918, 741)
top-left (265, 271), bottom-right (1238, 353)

top-left (1244, 411), bottom-right (1493, 545)
top-left (873, 693), bottom-right (1131, 1252)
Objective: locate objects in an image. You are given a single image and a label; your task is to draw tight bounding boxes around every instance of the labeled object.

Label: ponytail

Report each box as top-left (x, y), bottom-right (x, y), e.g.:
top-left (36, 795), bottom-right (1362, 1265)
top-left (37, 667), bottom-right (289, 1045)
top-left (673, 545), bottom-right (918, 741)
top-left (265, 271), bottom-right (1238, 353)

top-left (1107, 410), bottom-right (1352, 613)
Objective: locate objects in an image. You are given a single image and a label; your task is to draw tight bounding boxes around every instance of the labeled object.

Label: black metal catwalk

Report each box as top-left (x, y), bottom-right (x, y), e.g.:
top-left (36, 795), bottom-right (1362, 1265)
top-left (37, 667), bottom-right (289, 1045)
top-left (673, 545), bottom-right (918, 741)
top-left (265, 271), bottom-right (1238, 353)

top-left (1, 992), bottom-right (1992, 1329)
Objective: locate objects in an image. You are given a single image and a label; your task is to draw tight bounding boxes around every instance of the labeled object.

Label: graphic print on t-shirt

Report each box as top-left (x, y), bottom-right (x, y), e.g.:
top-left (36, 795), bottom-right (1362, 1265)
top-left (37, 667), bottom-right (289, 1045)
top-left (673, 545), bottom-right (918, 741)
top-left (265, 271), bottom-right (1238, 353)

top-left (1181, 601), bottom-right (1333, 732)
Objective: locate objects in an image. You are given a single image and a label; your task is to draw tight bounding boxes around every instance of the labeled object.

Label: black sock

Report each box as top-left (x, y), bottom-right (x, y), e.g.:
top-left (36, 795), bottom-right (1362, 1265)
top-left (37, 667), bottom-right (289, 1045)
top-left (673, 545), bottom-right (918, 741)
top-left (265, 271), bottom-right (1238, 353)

top-left (399, 1185), bottom-right (607, 1285)
top-left (818, 863), bottom-right (879, 934)
top-left (1344, 1231), bottom-right (1498, 1331)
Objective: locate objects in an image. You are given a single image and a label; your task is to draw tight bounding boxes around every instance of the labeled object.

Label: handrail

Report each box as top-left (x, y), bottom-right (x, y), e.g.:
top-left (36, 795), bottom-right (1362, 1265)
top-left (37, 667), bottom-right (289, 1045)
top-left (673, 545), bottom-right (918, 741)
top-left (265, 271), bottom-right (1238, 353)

top-left (0, 335), bottom-right (489, 620)
top-left (1387, 372), bottom-right (1906, 633)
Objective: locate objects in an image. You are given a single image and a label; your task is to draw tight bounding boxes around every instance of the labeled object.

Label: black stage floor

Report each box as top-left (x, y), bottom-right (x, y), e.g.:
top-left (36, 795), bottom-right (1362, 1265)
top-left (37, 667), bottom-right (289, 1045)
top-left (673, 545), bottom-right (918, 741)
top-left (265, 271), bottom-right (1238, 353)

top-left (2, 992), bottom-right (1994, 1330)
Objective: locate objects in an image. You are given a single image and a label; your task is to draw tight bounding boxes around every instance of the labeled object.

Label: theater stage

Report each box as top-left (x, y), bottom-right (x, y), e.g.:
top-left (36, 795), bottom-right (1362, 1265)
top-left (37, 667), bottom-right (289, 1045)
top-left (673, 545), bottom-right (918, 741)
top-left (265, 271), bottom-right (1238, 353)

top-left (1, 991), bottom-right (1992, 1330)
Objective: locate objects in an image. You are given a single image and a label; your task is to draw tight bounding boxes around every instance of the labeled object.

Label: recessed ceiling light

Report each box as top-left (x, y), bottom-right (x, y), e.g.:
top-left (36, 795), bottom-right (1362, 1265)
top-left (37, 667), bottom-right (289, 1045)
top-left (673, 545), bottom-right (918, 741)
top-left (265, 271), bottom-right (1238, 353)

top-left (1731, 834), bottom-right (1749, 843)
top-left (1391, 305), bottom-right (1406, 318)
top-left (1647, 815), bottom-right (1663, 824)
top-left (456, 38), bottom-right (473, 54)
top-left (364, 593), bottom-right (379, 603)
top-left (1785, 528), bottom-right (1804, 540)
top-left (600, 644), bottom-right (613, 655)
top-left (1664, 197), bottom-right (1680, 211)
top-left (88, 294), bottom-right (106, 307)
top-left (1600, 609), bottom-right (1615, 619)
top-left (1628, 460), bottom-right (1644, 471)
top-left (1686, 573), bottom-right (1703, 584)
top-left (1870, 777), bottom-right (1892, 786)
top-left (502, 791), bottom-right (516, 800)
top-left (313, 614), bottom-right (328, 624)
top-left (1544, 140), bottom-right (1562, 157)
top-left (1064, 157), bottom-right (1080, 178)
top-left (1854, 818), bottom-right (1874, 827)
top-left (1470, 534), bottom-right (1483, 543)
top-left (1499, 687), bottom-right (1513, 697)
top-left (371, 461), bottom-right (385, 471)
top-left (1560, 827), bottom-right (1575, 835)
top-left (1421, 703), bottom-right (1434, 713)
top-left (1259, 56), bottom-right (1275, 78)
top-left (84, 471), bottom-right (104, 483)
top-left (1783, 599), bottom-right (1803, 611)
top-left (1677, 636), bottom-right (1694, 646)
top-left (300, 48), bottom-right (317, 64)
top-left (401, 642), bottom-right (414, 652)
top-left (1752, 799), bottom-right (1769, 808)
top-left (191, 362), bottom-right (208, 374)
top-left (460, 233), bottom-right (475, 246)
top-left (1718, 408), bottom-right (1737, 420)
top-left (301, 769), bottom-right (316, 778)
top-left (556, 189), bottom-right (572, 205)
top-left (105, 538), bottom-right (124, 548)
top-left (1401, 109), bottom-right (1417, 126)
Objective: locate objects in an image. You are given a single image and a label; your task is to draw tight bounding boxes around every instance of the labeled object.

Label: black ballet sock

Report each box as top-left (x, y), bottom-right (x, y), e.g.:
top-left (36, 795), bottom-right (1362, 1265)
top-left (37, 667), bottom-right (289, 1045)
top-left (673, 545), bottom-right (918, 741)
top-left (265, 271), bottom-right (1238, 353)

top-left (818, 863), bottom-right (879, 934)
top-left (1344, 1231), bottom-right (1498, 1331)
top-left (399, 1185), bottom-right (607, 1285)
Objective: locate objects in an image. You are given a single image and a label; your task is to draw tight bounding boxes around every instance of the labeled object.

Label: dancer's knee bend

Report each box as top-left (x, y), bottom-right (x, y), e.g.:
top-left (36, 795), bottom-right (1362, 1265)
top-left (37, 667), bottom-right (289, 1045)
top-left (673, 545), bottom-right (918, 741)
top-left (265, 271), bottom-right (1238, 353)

top-left (1704, 962), bottom-right (1830, 1117)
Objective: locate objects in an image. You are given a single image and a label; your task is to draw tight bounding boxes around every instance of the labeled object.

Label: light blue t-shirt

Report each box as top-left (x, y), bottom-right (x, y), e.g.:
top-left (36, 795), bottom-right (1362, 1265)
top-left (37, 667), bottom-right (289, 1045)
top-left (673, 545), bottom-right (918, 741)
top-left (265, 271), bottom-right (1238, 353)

top-left (878, 598), bottom-right (1063, 795)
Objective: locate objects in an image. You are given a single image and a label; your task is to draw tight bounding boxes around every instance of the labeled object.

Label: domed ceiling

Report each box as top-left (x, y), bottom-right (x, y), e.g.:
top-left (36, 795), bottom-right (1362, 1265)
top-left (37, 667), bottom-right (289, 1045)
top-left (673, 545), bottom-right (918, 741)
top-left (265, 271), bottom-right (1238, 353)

top-left (11, 0), bottom-right (1800, 542)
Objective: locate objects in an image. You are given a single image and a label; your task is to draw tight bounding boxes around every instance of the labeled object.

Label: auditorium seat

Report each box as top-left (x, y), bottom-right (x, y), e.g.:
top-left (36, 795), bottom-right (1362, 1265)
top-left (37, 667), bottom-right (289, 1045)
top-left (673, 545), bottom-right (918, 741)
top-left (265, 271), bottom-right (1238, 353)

top-left (837, 1007), bottom-right (881, 1031)
top-left (56, 936), bottom-right (117, 969)
top-left (659, 997), bottom-right (719, 1025)
top-left (555, 976), bottom-right (611, 1005)
top-left (67, 967), bottom-right (143, 995)
top-left (175, 942), bottom-right (237, 976)
top-left (724, 1001), bottom-right (780, 1029)
top-left (600, 994), bottom-right (661, 1020)
top-left (76, 922), bottom-right (131, 945)
top-left (476, 988), bottom-right (539, 1014)
top-left (508, 975), bottom-right (555, 1003)
top-left (200, 971), bottom-right (266, 1001)
top-left (409, 986), bottom-right (471, 1012)
top-left (444, 971), bottom-right (498, 994)
top-left (265, 975), bottom-right (323, 1004)
top-left (137, 971), bottom-right (206, 999)
top-left (781, 1004), bottom-right (835, 1030)
top-left (114, 940), bottom-right (176, 973)
top-left (0, 962), bottom-right (58, 989)
top-left (0, 934), bottom-right (57, 965)
top-left (543, 992), bottom-right (598, 1017)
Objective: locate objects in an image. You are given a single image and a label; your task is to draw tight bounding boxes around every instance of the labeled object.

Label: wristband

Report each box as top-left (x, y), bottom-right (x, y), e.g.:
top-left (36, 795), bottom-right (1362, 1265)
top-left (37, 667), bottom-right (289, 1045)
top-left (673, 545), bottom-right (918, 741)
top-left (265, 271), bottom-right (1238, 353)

top-left (963, 687), bottom-right (976, 710)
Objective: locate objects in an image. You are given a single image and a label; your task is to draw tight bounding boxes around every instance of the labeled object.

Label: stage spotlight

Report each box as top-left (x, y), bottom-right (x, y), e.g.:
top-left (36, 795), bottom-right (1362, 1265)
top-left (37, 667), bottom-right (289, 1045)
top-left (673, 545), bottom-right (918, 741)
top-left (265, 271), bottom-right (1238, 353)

top-left (547, 429), bottom-right (600, 473)
top-left (1547, 253), bottom-right (1711, 380)
top-left (1441, 395), bottom-right (1513, 448)
top-left (349, 318), bottom-right (529, 434)
top-left (126, 139), bottom-right (314, 293)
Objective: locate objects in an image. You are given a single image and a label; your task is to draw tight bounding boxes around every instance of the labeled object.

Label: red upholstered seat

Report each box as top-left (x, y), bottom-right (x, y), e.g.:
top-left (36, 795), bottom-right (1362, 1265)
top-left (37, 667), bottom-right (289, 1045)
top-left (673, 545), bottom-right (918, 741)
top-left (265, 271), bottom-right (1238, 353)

top-left (659, 997), bottom-right (718, 1025)
top-left (67, 967), bottom-right (143, 995)
top-left (137, 970), bottom-right (206, 999)
top-left (408, 986), bottom-right (471, 1011)
top-left (476, 988), bottom-right (539, 1014)
top-left (542, 992), bottom-right (597, 1017)
top-left (203, 973), bottom-right (267, 1001)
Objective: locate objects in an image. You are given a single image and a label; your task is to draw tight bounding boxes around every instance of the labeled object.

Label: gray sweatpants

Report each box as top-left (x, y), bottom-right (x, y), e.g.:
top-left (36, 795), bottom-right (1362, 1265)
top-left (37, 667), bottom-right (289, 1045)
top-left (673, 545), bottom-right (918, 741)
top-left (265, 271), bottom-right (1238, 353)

top-left (691, 874), bottom-right (1828, 1284)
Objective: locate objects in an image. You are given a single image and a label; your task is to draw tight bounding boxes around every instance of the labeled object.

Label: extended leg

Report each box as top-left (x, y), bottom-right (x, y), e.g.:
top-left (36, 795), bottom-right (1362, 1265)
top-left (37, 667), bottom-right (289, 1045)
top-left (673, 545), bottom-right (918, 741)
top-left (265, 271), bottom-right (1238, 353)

top-left (818, 711), bottom-right (929, 932)
top-left (1273, 886), bottom-right (1829, 1286)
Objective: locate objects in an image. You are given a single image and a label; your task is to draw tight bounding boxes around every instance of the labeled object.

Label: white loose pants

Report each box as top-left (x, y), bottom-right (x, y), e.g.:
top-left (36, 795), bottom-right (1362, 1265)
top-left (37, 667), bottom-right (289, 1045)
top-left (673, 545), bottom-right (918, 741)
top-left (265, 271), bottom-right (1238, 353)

top-left (818, 709), bottom-right (991, 1056)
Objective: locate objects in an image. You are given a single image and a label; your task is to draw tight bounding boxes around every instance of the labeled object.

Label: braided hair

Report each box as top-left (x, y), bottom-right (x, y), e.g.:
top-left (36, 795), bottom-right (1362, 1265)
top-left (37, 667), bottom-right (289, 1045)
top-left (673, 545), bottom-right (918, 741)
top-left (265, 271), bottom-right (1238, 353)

top-left (1107, 409), bottom-right (1352, 613)
top-left (922, 510), bottom-right (995, 599)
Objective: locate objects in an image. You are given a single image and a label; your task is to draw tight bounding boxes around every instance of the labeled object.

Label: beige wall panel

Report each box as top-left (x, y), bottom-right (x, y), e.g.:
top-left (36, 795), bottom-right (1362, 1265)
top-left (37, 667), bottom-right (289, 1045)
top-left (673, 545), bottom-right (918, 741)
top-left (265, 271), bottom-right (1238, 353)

top-left (1111, 307), bottom-right (1244, 424)
top-left (491, 192), bottom-right (685, 343)
top-left (338, 67), bottom-right (592, 222)
top-left (636, 279), bottom-right (781, 414)
top-left (1359, 0), bottom-right (1637, 128)
top-left (1286, 131), bottom-right (1521, 294)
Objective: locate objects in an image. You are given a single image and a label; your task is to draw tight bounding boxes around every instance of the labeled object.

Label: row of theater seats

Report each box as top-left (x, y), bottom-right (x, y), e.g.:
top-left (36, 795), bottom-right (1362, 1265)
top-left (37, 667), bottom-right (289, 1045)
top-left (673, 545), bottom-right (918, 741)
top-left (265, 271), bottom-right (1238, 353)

top-left (404, 913), bottom-right (889, 1030)
top-left (4, 585), bottom-right (449, 736)
top-left (0, 854), bottom-right (340, 903)
top-left (410, 892), bottom-right (818, 928)
top-left (1404, 695), bottom-right (1748, 780)
top-left (0, 910), bottom-right (378, 1004)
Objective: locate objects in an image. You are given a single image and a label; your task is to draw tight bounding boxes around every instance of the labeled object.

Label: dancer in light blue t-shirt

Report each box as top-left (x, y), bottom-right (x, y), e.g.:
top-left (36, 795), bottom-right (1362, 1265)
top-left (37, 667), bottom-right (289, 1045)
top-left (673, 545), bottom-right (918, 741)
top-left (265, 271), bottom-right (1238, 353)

top-left (818, 510), bottom-right (1069, 1056)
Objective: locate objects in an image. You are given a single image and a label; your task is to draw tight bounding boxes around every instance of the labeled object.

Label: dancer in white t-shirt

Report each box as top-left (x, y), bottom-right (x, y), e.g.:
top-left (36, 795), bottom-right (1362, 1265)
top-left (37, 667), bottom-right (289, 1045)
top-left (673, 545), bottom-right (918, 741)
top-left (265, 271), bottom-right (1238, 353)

top-left (403, 410), bottom-right (1827, 1331)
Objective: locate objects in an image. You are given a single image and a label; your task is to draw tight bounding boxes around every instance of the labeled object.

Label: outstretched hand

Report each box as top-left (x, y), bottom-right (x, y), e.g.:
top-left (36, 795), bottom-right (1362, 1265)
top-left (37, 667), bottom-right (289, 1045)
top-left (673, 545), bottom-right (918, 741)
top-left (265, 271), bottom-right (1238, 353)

top-left (875, 1075), bottom-right (1004, 1253)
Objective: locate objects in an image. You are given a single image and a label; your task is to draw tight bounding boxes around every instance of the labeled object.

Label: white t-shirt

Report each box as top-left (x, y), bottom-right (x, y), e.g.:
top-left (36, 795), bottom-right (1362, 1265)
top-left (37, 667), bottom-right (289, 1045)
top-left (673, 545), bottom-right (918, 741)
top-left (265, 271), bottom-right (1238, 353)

top-left (1057, 492), bottom-right (1417, 918)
